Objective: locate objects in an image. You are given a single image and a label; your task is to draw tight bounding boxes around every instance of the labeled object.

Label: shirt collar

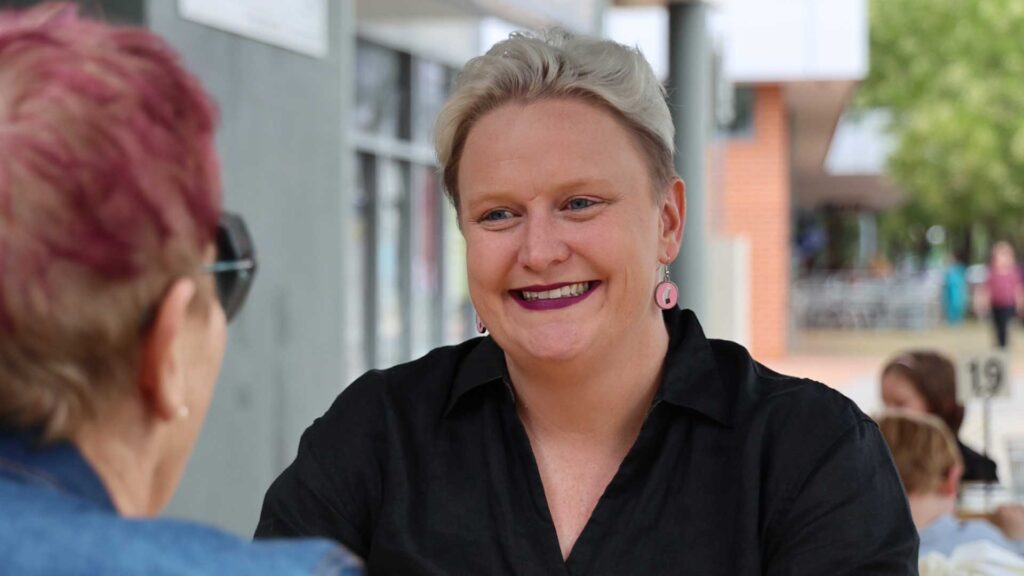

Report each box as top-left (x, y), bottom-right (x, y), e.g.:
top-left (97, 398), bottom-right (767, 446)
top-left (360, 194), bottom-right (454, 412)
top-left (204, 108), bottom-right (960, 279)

top-left (0, 428), bottom-right (116, 512)
top-left (917, 512), bottom-right (959, 548)
top-left (445, 336), bottom-right (508, 417)
top-left (657, 307), bottom-right (735, 427)
top-left (444, 308), bottom-right (735, 427)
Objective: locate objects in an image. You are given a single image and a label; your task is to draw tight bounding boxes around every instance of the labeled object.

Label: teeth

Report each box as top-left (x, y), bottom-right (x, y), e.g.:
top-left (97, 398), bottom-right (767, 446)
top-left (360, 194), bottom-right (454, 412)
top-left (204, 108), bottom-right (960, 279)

top-left (521, 282), bottom-right (590, 301)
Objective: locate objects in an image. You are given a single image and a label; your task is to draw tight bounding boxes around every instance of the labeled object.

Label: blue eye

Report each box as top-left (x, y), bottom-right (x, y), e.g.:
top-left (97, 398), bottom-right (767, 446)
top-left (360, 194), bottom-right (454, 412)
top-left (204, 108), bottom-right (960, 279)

top-left (566, 197), bottom-right (597, 211)
top-left (481, 209), bottom-right (514, 222)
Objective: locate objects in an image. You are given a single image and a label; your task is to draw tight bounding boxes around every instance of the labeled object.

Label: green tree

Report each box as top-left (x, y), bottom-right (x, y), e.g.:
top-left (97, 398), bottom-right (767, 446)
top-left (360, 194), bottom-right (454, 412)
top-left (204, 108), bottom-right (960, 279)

top-left (859, 0), bottom-right (1024, 254)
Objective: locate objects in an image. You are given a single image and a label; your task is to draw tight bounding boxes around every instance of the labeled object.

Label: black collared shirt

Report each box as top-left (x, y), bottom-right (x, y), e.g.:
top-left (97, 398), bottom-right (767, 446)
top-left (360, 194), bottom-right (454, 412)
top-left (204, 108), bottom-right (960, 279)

top-left (256, 309), bottom-right (918, 575)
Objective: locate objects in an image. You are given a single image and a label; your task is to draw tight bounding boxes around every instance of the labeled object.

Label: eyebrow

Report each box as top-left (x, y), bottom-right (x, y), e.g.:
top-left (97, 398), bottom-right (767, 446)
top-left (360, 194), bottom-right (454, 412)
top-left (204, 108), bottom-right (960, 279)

top-left (464, 177), bottom-right (617, 210)
top-left (552, 177), bottom-right (616, 195)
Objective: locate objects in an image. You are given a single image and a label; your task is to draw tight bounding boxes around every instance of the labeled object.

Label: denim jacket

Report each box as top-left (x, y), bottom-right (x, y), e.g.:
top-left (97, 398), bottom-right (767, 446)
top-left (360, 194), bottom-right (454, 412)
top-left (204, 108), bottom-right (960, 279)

top-left (0, 429), bottom-right (363, 576)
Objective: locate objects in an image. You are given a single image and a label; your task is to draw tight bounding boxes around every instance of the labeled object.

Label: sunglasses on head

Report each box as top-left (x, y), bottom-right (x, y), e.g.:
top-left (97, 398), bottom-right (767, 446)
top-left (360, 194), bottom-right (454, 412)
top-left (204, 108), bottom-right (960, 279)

top-left (204, 212), bottom-right (257, 322)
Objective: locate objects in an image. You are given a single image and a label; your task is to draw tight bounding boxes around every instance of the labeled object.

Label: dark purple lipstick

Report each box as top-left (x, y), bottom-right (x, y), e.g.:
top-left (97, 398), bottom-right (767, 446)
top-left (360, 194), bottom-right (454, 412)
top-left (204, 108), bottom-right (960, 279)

top-left (510, 281), bottom-right (601, 311)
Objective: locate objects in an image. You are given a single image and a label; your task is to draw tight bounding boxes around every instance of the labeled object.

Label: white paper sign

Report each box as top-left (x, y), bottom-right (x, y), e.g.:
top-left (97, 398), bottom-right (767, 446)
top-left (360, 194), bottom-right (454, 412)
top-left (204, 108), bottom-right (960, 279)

top-left (178, 0), bottom-right (328, 59)
top-left (958, 351), bottom-right (1012, 401)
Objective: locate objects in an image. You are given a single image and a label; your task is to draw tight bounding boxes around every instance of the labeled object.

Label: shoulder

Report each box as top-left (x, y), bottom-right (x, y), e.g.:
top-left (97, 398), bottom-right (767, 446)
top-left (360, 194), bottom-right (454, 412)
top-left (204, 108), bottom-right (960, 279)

top-left (921, 514), bottom-right (1012, 556)
top-left (289, 338), bottom-right (493, 501)
top-left (959, 440), bottom-right (999, 481)
top-left (708, 337), bottom-right (869, 438)
top-left (129, 518), bottom-right (362, 575)
top-left (957, 517), bottom-right (1012, 545)
top-left (309, 338), bottom-right (487, 439)
top-left (0, 482), bottom-right (360, 576)
top-left (260, 339), bottom-right (490, 550)
top-left (704, 338), bottom-right (886, 497)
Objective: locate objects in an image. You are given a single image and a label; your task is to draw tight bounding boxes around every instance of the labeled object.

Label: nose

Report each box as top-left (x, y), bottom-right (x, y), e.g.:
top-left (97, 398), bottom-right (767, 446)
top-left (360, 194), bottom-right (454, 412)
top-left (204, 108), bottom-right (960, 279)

top-left (517, 214), bottom-right (570, 273)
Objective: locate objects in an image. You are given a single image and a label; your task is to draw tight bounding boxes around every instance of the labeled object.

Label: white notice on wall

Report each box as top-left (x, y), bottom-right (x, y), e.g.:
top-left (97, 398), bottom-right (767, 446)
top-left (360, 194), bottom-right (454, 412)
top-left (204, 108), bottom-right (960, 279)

top-left (178, 0), bottom-right (328, 59)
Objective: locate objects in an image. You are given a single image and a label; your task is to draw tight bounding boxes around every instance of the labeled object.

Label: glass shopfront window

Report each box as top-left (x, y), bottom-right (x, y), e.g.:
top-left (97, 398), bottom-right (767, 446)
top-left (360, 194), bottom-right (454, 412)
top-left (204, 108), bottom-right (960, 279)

top-left (354, 39), bottom-right (409, 139)
top-left (352, 39), bottom-right (471, 371)
top-left (411, 166), bottom-right (445, 357)
top-left (350, 152), bottom-right (375, 376)
top-left (411, 59), bottom-right (453, 145)
top-left (375, 159), bottom-right (411, 368)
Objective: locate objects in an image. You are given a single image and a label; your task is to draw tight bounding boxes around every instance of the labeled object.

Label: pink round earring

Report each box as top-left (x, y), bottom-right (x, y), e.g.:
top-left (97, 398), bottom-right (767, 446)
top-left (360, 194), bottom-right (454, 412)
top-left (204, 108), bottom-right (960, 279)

top-left (475, 314), bottom-right (487, 334)
top-left (654, 266), bottom-right (679, 310)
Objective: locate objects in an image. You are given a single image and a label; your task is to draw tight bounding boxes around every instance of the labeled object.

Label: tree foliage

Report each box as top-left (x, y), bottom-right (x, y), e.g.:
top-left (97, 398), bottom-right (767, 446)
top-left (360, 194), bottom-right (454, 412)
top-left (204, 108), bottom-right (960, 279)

top-left (858, 0), bottom-right (1024, 252)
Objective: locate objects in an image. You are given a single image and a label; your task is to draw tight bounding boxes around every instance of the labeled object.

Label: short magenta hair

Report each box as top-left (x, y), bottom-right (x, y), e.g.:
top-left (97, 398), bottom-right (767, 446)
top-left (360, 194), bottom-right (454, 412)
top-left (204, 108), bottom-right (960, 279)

top-left (0, 3), bottom-right (221, 438)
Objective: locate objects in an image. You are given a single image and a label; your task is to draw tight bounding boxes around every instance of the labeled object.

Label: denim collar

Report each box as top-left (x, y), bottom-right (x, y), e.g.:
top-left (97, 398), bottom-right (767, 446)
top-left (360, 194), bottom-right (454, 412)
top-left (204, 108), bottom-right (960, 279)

top-left (0, 428), bottom-right (115, 512)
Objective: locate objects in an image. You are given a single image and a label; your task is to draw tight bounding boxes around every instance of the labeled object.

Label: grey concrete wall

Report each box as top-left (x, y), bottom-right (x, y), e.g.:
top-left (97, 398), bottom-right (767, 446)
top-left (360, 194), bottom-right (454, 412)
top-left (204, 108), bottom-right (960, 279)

top-left (143, 1), bottom-right (356, 535)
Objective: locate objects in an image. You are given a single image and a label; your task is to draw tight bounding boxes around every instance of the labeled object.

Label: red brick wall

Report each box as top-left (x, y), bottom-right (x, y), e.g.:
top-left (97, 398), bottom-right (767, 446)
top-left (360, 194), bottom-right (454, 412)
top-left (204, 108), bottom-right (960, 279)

top-left (722, 85), bottom-right (790, 359)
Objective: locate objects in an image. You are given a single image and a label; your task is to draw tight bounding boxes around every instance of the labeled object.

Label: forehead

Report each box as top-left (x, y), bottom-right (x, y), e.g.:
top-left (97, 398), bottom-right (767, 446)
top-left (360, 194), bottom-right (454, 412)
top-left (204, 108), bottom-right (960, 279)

top-left (457, 98), bottom-right (650, 200)
top-left (882, 370), bottom-right (918, 393)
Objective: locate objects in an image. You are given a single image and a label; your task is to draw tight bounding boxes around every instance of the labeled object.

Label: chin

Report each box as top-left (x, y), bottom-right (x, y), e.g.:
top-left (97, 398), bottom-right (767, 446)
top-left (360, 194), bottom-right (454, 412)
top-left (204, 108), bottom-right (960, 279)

top-left (515, 325), bottom-right (592, 363)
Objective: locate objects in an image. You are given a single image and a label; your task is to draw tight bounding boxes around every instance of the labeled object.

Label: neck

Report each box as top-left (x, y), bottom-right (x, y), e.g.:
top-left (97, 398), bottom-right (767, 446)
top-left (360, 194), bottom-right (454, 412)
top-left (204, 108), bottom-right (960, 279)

top-left (907, 492), bottom-right (956, 531)
top-left (507, 310), bottom-right (669, 442)
top-left (72, 402), bottom-right (167, 517)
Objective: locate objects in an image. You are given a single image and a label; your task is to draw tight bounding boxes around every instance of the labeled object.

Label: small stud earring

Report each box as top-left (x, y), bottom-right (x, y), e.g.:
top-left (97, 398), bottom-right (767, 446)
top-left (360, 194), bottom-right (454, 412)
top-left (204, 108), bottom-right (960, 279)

top-left (654, 266), bottom-right (679, 310)
top-left (176, 405), bottom-right (190, 420)
top-left (475, 314), bottom-right (487, 334)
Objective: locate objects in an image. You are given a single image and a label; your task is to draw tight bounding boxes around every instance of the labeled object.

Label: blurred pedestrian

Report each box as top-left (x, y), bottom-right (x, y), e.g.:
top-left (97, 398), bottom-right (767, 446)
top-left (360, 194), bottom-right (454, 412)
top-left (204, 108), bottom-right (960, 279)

top-left (943, 251), bottom-right (968, 325)
top-left (881, 351), bottom-right (998, 482)
top-left (980, 242), bottom-right (1023, 349)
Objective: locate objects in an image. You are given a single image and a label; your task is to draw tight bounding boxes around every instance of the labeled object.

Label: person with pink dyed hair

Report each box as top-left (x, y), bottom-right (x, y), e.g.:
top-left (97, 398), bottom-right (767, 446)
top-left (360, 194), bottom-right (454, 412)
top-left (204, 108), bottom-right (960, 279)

top-left (0, 4), bottom-right (361, 574)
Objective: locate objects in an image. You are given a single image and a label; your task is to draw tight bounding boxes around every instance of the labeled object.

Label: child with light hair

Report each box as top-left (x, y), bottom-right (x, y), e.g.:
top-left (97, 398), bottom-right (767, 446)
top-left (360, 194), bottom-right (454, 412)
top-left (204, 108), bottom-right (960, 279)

top-left (876, 411), bottom-right (1023, 561)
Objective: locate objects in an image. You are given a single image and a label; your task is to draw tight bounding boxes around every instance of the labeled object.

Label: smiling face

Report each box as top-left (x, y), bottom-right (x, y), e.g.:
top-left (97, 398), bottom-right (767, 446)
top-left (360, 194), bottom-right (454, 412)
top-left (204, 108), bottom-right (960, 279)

top-left (457, 98), bottom-right (683, 365)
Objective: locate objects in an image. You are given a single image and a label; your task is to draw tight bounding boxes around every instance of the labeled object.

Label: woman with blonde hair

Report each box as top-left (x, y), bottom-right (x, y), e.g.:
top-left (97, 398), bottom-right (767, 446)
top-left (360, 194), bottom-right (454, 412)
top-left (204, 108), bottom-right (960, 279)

top-left (258, 30), bottom-right (917, 574)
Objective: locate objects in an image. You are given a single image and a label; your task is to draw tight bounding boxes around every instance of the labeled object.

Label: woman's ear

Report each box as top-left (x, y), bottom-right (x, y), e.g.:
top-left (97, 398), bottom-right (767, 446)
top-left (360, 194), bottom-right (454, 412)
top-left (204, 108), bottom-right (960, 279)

top-left (137, 278), bottom-right (197, 422)
top-left (659, 178), bottom-right (686, 263)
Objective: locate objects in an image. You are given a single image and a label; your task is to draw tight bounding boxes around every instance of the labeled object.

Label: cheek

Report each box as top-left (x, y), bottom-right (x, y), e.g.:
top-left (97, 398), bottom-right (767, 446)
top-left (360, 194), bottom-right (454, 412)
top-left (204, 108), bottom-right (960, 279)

top-left (198, 313), bottom-right (226, 406)
top-left (905, 395), bottom-right (929, 413)
top-left (592, 219), bottom-right (659, 285)
top-left (463, 231), bottom-right (519, 308)
top-left (192, 306), bottom-right (226, 379)
top-left (211, 313), bottom-right (227, 363)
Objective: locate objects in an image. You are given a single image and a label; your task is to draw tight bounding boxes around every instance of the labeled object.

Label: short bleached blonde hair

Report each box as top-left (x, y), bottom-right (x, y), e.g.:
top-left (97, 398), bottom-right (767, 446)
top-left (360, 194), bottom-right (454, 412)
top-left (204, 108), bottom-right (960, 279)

top-left (434, 29), bottom-right (675, 212)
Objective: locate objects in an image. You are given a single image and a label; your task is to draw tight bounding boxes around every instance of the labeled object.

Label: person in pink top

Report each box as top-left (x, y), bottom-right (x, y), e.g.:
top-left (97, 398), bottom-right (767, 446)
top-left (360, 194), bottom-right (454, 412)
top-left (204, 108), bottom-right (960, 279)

top-left (982, 241), bottom-right (1024, 348)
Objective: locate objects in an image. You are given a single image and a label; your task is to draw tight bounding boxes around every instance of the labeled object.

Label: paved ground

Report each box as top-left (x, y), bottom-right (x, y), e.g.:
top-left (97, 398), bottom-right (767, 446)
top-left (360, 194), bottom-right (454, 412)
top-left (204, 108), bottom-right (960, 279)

top-left (765, 320), bottom-right (1024, 495)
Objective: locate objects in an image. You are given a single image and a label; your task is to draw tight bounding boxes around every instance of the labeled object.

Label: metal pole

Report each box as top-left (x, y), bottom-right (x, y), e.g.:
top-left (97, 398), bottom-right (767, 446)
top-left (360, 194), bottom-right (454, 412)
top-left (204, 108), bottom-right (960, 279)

top-left (984, 394), bottom-right (992, 508)
top-left (984, 395), bottom-right (992, 463)
top-left (668, 1), bottom-right (711, 318)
